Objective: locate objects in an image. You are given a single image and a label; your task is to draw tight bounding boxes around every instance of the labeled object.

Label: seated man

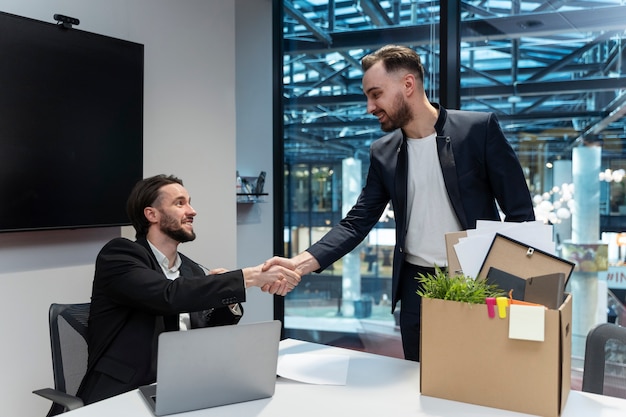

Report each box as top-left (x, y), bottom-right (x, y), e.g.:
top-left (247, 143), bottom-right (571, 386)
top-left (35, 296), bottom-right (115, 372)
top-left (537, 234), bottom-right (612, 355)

top-left (76, 174), bottom-right (299, 405)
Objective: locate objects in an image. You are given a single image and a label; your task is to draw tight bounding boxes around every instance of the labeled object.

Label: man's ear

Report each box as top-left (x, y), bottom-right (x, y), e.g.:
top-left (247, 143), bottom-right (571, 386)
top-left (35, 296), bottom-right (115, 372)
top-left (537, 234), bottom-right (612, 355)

top-left (144, 206), bottom-right (158, 224)
top-left (404, 73), bottom-right (416, 96)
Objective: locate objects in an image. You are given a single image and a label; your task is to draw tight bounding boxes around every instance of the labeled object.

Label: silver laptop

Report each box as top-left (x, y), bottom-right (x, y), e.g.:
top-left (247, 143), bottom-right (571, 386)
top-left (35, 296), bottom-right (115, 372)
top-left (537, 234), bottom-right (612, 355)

top-left (139, 320), bottom-right (281, 416)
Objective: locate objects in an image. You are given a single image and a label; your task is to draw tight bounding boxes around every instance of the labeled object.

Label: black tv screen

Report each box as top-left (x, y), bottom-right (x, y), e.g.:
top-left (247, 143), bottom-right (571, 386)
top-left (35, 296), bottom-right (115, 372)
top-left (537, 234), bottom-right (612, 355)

top-left (0, 12), bottom-right (143, 233)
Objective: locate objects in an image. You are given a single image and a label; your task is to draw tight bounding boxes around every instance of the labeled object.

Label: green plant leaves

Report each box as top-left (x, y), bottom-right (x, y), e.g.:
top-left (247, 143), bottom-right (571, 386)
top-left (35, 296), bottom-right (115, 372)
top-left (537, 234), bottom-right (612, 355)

top-left (416, 266), bottom-right (504, 304)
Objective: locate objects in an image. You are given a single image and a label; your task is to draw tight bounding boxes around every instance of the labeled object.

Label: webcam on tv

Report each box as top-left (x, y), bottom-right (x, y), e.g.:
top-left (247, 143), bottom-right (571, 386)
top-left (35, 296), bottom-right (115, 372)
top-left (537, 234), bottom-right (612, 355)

top-left (53, 14), bottom-right (79, 29)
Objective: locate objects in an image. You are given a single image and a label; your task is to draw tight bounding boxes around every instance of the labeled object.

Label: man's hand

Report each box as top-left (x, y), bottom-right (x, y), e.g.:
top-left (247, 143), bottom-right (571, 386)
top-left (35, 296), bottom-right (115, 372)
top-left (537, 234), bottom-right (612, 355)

top-left (260, 252), bottom-right (321, 294)
top-left (262, 256), bottom-right (297, 272)
top-left (242, 263), bottom-right (301, 296)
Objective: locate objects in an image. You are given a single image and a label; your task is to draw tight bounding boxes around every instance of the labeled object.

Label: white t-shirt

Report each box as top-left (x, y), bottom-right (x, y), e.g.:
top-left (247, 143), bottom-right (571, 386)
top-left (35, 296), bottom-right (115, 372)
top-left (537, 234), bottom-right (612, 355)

top-left (404, 133), bottom-right (462, 267)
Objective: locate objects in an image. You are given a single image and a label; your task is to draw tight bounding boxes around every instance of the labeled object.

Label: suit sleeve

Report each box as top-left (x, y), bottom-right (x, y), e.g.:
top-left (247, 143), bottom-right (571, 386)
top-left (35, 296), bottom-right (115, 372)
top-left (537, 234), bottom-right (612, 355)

top-left (484, 113), bottom-right (535, 222)
top-left (183, 259), bottom-right (243, 327)
top-left (92, 238), bottom-right (246, 316)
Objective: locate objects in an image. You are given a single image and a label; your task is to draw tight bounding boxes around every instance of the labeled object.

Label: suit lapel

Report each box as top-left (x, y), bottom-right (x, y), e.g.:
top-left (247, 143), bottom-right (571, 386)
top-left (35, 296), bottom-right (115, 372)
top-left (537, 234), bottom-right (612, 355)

top-left (395, 135), bottom-right (408, 245)
top-left (436, 135), bottom-right (468, 229)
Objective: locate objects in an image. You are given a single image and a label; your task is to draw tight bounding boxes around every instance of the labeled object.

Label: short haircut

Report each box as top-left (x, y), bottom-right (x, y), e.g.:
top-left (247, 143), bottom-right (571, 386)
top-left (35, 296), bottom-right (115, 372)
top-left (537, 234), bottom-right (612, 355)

top-left (361, 44), bottom-right (425, 83)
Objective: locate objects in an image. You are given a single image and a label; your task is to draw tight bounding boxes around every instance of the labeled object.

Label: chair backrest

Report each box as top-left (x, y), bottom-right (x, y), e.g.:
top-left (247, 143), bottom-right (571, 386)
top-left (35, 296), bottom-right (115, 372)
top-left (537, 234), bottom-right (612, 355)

top-left (48, 303), bottom-right (90, 397)
top-left (582, 323), bottom-right (626, 398)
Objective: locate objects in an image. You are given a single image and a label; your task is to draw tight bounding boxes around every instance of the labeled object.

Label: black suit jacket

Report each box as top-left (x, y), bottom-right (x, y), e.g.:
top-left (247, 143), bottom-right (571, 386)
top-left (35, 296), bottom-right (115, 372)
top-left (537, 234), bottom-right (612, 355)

top-left (307, 105), bottom-right (535, 309)
top-left (77, 237), bottom-right (245, 404)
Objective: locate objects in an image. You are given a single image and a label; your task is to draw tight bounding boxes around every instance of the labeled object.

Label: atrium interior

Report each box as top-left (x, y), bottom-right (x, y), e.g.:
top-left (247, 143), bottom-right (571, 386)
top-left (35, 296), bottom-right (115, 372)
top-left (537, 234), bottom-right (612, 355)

top-left (279, 0), bottom-right (626, 396)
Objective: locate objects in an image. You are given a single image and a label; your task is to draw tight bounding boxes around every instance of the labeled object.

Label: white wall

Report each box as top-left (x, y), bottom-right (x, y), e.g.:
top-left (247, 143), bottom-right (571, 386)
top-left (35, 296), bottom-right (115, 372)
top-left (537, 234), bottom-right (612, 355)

top-left (0, 1), bottom-right (274, 415)
top-left (235, 0), bottom-right (275, 324)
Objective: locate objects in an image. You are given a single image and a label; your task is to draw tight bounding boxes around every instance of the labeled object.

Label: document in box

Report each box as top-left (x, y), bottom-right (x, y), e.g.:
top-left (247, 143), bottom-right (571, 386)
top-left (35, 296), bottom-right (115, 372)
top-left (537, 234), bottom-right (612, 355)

top-left (453, 221), bottom-right (555, 279)
top-left (277, 353), bottom-right (349, 385)
top-left (473, 220), bottom-right (554, 247)
top-left (454, 234), bottom-right (494, 279)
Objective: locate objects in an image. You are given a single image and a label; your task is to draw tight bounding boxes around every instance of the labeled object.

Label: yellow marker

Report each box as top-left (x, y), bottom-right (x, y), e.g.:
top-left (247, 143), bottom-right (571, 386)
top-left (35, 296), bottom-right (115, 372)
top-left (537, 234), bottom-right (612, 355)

top-left (496, 297), bottom-right (509, 319)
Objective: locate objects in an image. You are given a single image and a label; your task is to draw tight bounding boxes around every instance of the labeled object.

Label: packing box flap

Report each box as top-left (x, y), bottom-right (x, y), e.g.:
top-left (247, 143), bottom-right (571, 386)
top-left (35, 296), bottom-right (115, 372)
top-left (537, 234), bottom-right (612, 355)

top-left (445, 231), bottom-right (467, 277)
top-left (420, 293), bottom-right (572, 417)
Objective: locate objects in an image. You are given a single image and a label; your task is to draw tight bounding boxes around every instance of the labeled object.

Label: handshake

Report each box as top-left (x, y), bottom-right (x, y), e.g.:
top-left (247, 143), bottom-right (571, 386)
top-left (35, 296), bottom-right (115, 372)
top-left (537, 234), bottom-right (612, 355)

top-left (240, 251), bottom-right (321, 297)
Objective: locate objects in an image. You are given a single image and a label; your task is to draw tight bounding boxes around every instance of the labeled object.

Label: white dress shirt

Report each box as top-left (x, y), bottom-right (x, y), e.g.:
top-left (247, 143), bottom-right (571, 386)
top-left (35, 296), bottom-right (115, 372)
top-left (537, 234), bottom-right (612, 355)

top-left (147, 241), bottom-right (241, 330)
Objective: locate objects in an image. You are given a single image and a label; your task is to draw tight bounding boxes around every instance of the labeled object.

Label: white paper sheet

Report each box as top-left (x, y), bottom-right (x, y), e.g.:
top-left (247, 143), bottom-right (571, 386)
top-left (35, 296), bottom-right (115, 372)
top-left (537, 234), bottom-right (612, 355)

top-left (454, 234), bottom-right (494, 279)
top-left (276, 353), bottom-right (350, 385)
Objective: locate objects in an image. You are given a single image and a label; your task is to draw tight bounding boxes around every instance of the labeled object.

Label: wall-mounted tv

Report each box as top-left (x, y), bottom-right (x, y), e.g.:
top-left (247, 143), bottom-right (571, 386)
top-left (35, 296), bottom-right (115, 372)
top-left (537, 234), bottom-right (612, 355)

top-left (0, 11), bottom-right (143, 233)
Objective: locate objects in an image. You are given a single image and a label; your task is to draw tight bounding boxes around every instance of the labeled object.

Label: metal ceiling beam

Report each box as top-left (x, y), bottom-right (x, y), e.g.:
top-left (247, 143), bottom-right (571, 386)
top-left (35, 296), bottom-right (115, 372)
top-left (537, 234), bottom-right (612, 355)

top-left (572, 92), bottom-right (626, 145)
top-left (532, 0), bottom-right (569, 13)
top-left (460, 2), bottom-right (498, 18)
top-left (358, 0), bottom-right (394, 27)
top-left (284, 133), bottom-right (356, 153)
top-left (465, 77), bottom-right (626, 99)
top-left (284, 0), bottom-right (332, 45)
top-left (284, 5), bottom-right (626, 54)
top-left (284, 75), bottom-right (626, 107)
top-left (284, 110), bottom-right (608, 129)
top-left (525, 31), bottom-right (618, 82)
top-left (296, 64), bottom-right (351, 97)
top-left (290, 62), bottom-right (605, 89)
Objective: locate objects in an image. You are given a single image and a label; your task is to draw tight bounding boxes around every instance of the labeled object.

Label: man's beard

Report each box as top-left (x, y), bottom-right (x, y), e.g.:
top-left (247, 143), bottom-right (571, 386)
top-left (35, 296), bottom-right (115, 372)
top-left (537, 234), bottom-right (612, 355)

top-left (380, 93), bottom-right (413, 132)
top-left (159, 212), bottom-right (196, 243)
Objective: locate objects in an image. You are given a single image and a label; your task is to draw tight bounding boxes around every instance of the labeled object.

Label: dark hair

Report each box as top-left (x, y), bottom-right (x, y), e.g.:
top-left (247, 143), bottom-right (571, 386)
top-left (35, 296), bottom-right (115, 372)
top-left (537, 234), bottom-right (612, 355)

top-left (361, 45), bottom-right (425, 83)
top-left (126, 174), bottom-right (184, 237)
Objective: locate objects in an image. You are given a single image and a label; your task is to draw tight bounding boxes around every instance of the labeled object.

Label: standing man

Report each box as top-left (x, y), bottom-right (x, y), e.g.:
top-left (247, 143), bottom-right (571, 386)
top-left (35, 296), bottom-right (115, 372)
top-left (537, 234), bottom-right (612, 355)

top-left (266, 45), bottom-right (534, 361)
top-left (77, 174), bottom-right (300, 405)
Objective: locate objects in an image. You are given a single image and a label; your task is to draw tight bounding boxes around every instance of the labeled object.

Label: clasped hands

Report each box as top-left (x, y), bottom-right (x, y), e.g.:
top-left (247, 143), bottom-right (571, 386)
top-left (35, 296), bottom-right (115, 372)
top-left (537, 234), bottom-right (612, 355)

top-left (259, 256), bottom-right (301, 296)
top-left (257, 252), bottom-right (320, 296)
top-left (238, 256), bottom-right (300, 297)
top-left (234, 252), bottom-right (318, 296)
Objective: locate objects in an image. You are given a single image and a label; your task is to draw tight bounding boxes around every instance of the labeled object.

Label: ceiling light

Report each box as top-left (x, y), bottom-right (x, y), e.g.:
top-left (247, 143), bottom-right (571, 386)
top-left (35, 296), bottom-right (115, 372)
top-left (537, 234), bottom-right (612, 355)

top-left (518, 20), bottom-right (543, 29)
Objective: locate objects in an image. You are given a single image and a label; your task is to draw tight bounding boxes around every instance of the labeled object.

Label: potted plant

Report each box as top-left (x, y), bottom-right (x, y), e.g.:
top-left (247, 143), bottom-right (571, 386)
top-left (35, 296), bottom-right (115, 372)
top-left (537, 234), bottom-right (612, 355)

top-left (416, 266), bottom-right (504, 303)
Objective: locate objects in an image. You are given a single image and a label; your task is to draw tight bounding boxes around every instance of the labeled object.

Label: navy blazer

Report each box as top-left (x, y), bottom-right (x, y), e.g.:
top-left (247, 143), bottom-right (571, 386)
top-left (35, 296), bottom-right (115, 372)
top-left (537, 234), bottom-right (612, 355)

top-left (77, 237), bottom-right (245, 404)
top-left (307, 105), bottom-right (535, 309)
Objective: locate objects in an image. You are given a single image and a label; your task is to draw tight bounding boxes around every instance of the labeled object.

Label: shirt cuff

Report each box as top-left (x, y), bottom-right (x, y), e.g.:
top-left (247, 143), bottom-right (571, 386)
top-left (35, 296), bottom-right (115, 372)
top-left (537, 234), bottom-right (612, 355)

top-left (229, 304), bottom-right (242, 316)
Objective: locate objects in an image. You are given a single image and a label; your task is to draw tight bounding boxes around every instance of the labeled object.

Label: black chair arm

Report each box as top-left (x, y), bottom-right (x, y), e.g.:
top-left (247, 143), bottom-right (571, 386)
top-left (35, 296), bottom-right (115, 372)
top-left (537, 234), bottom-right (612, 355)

top-left (32, 388), bottom-right (84, 411)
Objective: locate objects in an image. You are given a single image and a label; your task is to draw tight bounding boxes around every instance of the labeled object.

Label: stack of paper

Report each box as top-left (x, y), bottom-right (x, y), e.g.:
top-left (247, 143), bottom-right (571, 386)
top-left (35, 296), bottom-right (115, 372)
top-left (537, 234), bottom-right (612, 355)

top-left (452, 220), bottom-right (555, 279)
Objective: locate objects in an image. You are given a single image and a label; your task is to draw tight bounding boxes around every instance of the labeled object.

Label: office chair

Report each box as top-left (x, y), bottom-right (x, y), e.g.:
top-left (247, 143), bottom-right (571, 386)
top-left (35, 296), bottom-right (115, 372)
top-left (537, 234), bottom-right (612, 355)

top-left (33, 303), bottom-right (90, 416)
top-left (582, 322), bottom-right (626, 399)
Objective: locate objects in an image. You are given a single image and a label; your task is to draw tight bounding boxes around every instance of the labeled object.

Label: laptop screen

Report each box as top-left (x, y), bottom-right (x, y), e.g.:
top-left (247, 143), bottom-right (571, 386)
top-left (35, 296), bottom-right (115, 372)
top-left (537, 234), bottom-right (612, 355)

top-left (140, 320), bottom-right (281, 416)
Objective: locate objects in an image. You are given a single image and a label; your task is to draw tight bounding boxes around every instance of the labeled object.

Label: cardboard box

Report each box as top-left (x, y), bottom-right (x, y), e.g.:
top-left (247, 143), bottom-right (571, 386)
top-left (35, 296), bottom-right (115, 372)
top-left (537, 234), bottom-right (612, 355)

top-left (420, 293), bottom-right (572, 417)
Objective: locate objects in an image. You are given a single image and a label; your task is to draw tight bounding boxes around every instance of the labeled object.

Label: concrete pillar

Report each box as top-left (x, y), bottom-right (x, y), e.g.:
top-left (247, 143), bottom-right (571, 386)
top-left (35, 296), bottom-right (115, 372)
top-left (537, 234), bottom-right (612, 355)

top-left (572, 146), bottom-right (601, 243)
top-left (552, 159), bottom-right (573, 244)
top-left (566, 146), bottom-right (607, 359)
top-left (341, 157), bottom-right (362, 316)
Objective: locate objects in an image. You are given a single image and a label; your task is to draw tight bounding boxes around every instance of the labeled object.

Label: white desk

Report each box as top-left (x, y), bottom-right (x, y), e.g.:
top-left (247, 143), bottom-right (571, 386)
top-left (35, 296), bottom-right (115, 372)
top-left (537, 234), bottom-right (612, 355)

top-left (64, 339), bottom-right (626, 417)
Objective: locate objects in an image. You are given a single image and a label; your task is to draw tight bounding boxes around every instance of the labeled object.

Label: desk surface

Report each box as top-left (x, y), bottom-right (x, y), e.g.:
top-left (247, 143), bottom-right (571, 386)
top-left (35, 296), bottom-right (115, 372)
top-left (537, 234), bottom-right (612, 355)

top-left (65, 339), bottom-right (626, 417)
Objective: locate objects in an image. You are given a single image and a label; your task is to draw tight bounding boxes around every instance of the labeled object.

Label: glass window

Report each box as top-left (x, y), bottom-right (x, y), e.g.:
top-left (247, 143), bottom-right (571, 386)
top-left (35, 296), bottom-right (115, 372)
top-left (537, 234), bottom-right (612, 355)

top-left (281, 0), bottom-right (626, 359)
